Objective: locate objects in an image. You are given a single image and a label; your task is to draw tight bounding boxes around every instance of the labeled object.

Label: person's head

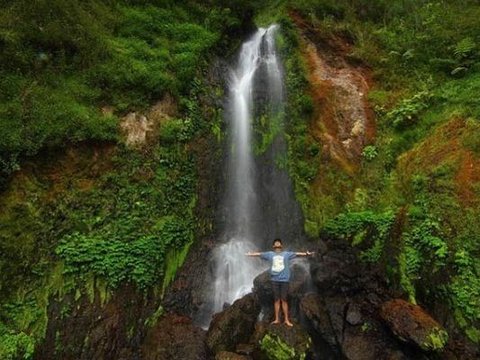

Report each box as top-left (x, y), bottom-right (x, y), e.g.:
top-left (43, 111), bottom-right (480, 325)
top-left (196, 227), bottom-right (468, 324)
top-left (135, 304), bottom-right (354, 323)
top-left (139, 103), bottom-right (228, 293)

top-left (272, 238), bottom-right (283, 251)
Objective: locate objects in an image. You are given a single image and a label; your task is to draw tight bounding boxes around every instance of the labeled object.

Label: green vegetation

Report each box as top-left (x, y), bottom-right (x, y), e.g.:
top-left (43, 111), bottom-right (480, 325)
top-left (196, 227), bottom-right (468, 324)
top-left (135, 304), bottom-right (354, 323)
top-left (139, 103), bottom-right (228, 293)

top-left (0, 137), bottom-right (199, 354)
top-left (1, 0), bottom-right (480, 354)
top-left (423, 327), bottom-right (449, 351)
top-left (0, 63), bottom-right (226, 352)
top-left (273, 0), bottom-right (480, 344)
top-left (0, 0), bottom-right (254, 355)
top-left (275, 17), bottom-right (327, 236)
top-left (0, 322), bottom-right (35, 360)
top-left (254, 112), bottom-right (284, 155)
top-left (260, 333), bottom-right (310, 360)
top-left (324, 210), bottom-right (396, 263)
top-left (362, 145), bottom-right (378, 161)
top-left (0, 0), bottom-right (259, 186)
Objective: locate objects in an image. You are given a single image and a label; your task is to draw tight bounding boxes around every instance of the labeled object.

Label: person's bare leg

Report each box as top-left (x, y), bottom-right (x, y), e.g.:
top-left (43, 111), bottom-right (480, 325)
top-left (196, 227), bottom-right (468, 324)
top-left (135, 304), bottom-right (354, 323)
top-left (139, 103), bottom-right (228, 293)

top-left (281, 300), bottom-right (293, 327)
top-left (271, 300), bottom-right (281, 324)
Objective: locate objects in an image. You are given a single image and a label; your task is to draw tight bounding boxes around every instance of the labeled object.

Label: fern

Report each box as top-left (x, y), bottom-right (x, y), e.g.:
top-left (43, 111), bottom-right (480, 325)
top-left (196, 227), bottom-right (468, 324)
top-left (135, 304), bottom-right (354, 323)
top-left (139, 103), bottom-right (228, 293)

top-left (453, 37), bottom-right (476, 59)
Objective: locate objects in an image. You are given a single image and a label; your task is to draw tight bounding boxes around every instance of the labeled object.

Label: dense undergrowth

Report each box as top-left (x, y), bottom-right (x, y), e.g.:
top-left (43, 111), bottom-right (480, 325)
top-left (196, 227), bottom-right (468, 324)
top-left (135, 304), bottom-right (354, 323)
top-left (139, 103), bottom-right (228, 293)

top-left (0, 77), bottom-right (219, 358)
top-left (0, 0), bottom-right (257, 188)
top-left (273, 0), bottom-right (480, 344)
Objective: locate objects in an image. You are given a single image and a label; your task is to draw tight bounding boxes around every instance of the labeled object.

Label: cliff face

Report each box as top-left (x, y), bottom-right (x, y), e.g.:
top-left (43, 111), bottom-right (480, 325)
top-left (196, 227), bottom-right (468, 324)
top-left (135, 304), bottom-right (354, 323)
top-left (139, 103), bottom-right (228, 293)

top-left (1, 2), bottom-right (480, 359)
top-left (0, 59), bottom-right (226, 359)
top-left (281, 5), bottom-right (480, 355)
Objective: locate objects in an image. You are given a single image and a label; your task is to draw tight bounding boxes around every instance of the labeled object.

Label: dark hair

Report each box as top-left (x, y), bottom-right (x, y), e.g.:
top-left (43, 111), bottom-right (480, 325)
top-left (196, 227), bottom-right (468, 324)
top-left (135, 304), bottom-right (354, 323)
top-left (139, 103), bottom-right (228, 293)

top-left (272, 238), bottom-right (282, 246)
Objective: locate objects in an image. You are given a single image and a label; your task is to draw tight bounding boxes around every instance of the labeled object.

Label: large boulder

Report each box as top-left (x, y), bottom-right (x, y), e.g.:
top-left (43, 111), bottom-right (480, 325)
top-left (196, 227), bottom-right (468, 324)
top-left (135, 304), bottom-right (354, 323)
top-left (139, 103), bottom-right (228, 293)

top-left (253, 264), bottom-right (309, 301)
top-left (141, 313), bottom-right (206, 360)
top-left (206, 293), bottom-right (261, 354)
top-left (380, 299), bottom-right (448, 351)
top-left (310, 251), bottom-right (363, 295)
top-left (253, 264), bottom-right (309, 320)
top-left (300, 293), bottom-right (338, 347)
top-left (341, 326), bottom-right (408, 360)
top-left (300, 294), bottom-right (409, 360)
top-left (254, 322), bottom-right (312, 360)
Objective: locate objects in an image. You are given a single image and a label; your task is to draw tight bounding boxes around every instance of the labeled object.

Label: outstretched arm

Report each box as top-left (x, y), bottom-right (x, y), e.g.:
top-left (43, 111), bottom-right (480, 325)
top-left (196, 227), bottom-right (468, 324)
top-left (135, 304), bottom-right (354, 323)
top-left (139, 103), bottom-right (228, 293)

top-left (295, 251), bottom-right (314, 257)
top-left (246, 251), bottom-right (262, 256)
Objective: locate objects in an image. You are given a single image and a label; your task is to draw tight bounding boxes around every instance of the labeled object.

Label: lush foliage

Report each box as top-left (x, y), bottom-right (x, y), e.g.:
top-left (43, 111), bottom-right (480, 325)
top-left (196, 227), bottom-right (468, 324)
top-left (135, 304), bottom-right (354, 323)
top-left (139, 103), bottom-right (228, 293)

top-left (0, 70), bottom-right (221, 353)
top-left (2, 0), bottom-right (480, 353)
top-left (260, 333), bottom-right (310, 360)
top-left (0, 0), bottom-right (258, 186)
top-left (277, 0), bottom-right (480, 344)
top-left (0, 38), bottom-right (224, 360)
top-left (0, 323), bottom-right (35, 360)
top-left (324, 210), bottom-right (396, 263)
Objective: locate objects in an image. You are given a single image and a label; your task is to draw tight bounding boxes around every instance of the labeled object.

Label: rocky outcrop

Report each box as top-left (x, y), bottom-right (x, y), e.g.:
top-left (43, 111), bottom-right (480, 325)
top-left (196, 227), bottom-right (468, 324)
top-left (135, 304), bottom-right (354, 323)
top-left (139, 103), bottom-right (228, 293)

top-left (300, 294), bottom-right (412, 360)
top-left (142, 313), bottom-right (206, 360)
top-left (252, 263), bottom-right (309, 320)
top-left (296, 30), bottom-right (375, 172)
top-left (206, 293), bottom-right (261, 355)
top-left (380, 299), bottom-right (449, 351)
top-left (310, 249), bottom-right (364, 295)
top-left (120, 94), bottom-right (177, 147)
top-left (300, 293), bottom-right (338, 348)
top-left (36, 283), bottom-right (156, 360)
top-left (298, 236), bottom-right (417, 360)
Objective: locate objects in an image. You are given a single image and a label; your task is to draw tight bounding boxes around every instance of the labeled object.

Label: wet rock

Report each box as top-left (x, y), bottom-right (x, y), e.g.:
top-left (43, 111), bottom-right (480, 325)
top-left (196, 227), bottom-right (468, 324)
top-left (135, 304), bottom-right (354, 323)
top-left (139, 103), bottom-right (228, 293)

top-left (236, 343), bottom-right (255, 356)
top-left (324, 295), bottom-right (348, 345)
top-left (300, 293), bottom-right (410, 360)
top-left (346, 303), bottom-right (362, 325)
top-left (342, 328), bottom-right (378, 360)
top-left (313, 239), bottom-right (329, 257)
top-left (310, 252), bottom-right (363, 295)
top-left (206, 293), bottom-right (261, 354)
top-left (215, 351), bottom-right (250, 360)
top-left (299, 293), bottom-right (337, 347)
top-left (366, 292), bottom-right (382, 307)
top-left (341, 326), bottom-right (408, 360)
top-left (253, 264), bottom-right (309, 321)
top-left (36, 283), bottom-right (154, 360)
top-left (255, 322), bottom-right (312, 360)
top-left (141, 313), bottom-right (206, 360)
top-left (380, 299), bottom-right (448, 351)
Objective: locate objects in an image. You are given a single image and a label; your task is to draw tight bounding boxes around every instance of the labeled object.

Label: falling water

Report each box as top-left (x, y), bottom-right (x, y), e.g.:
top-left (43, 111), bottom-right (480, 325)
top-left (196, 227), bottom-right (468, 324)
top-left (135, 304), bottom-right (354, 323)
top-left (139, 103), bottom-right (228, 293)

top-left (197, 24), bottom-right (305, 324)
top-left (210, 25), bottom-right (282, 313)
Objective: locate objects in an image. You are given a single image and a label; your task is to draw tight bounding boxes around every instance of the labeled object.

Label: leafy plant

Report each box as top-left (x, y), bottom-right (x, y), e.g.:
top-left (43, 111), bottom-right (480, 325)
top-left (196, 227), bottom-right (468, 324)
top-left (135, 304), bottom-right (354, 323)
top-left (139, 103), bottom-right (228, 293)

top-left (362, 145), bottom-right (378, 161)
top-left (0, 323), bottom-right (35, 360)
top-left (324, 209), bottom-right (396, 263)
top-left (386, 91), bottom-right (432, 129)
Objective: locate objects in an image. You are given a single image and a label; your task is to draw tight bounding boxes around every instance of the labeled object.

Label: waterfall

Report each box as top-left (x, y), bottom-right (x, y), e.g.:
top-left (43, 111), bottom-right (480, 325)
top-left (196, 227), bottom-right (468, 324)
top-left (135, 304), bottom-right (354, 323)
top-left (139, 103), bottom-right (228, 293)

top-left (198, 24), bottom-right (305, 324)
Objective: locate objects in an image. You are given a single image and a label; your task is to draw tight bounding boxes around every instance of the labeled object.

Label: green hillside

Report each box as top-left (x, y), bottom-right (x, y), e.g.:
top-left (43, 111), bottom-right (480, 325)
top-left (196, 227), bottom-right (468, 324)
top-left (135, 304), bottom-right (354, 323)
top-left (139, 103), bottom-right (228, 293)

top-left (1, 0), bottom-right (479, 358)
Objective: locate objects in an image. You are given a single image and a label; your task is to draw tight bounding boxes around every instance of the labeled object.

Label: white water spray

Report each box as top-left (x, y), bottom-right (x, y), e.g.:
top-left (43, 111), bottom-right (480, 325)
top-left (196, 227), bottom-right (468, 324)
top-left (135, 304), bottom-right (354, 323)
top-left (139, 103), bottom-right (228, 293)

top-left (211, 25), bottom-right (283, 312)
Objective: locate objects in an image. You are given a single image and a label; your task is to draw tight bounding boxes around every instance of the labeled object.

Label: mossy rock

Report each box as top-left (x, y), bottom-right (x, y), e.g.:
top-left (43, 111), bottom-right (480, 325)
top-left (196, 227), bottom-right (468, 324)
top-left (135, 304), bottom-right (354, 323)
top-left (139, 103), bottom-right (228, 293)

top-left (423, 327), bottom-right (449, 351)
top-left (258, 324), bottom-right (311, 360)
top-left (380, 299), bottom-right (448, 352)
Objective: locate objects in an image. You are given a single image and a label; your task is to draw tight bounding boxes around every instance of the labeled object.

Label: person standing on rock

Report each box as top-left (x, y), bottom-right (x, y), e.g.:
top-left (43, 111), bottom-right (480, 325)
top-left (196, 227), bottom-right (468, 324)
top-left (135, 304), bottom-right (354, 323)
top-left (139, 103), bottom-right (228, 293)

top-left (246, 238), bottom-right (313, 327)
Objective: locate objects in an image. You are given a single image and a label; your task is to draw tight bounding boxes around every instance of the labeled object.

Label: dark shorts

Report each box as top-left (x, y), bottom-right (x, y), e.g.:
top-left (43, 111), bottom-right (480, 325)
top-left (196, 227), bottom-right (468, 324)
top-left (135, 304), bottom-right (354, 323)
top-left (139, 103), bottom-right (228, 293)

top-left (271, 281), bottom-right (289, 301)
